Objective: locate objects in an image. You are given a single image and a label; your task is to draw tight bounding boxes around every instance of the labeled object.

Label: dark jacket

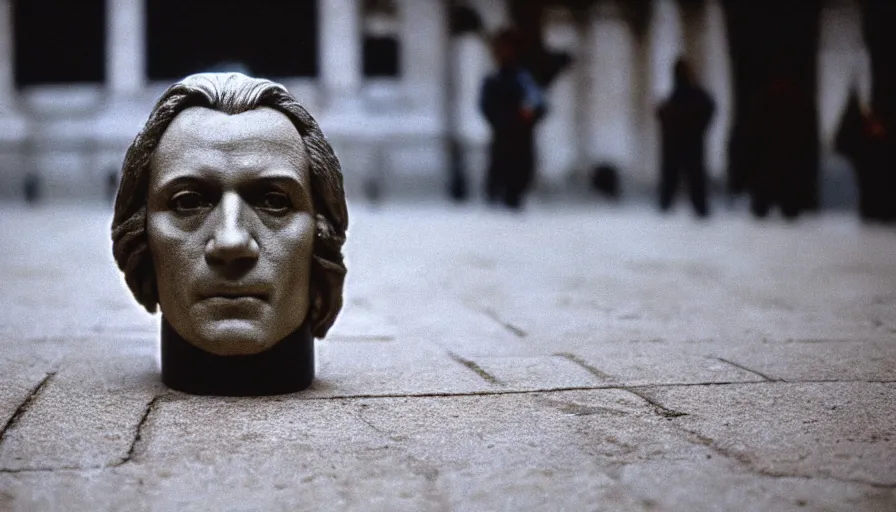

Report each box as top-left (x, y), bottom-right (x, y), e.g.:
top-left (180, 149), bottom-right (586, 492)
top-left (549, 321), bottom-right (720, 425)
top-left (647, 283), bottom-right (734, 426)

top-left (658, 84), bottom-right (715, 160)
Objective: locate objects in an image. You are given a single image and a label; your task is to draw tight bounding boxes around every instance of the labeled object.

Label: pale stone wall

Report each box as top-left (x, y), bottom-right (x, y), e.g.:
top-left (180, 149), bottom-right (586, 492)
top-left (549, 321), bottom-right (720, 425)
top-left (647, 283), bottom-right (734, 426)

top-left (638, 0), bottom-right (684, 190)
top-left (699, 0), bottom-right (733, 181)
top-left (537, 7), bottom-right (579, 191)
top-left (818, 0), bottom-right (870, 149)
top-left (583, 1), bottom-right (639, 181)
top-left (0, 0), bottom-right (868, 200)
top-left (0, 0), bottom-right (28, 197)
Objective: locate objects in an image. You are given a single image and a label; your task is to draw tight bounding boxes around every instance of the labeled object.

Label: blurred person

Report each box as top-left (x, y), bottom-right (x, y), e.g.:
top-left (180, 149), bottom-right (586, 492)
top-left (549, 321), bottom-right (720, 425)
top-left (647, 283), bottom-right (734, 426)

top-left (23, 173), bottom-right (40, 205)
top-left (480, 28), bottom-right (546, 209)
top-left (590, 163), bottom-right (621, 200)
top-left (743, 72), bottom-right (817, 219)
top-left (851, 0), bottom-right (896, 223)
top-left (836, 89), bottom-right (896, 222)
top-left (851, 111), bottom-right (894, 222)
top-left (657, 58), bottom-right (715, 217)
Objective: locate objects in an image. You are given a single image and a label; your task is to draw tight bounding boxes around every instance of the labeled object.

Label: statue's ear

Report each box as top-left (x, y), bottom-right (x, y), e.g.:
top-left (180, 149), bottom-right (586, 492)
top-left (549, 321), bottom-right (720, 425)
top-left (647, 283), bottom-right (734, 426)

top-left (309, 256), bottom-right (345, 338)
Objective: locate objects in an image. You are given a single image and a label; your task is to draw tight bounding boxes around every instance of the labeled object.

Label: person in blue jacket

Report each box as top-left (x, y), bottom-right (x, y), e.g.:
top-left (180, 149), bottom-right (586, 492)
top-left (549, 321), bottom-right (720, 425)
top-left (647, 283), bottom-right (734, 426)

top-left (480, 29), bottom-right (546, 209)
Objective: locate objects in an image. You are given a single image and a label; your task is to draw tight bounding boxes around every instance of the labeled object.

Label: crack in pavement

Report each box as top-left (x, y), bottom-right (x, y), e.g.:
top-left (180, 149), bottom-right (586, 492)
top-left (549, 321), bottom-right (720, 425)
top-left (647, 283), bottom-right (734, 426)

top-left (447, 352), bottom-right (503, 386)
top-left (555, 352), bottom-right (614, 380)
top-left (300, 378), bottom-right (894, 401)
top-left (0, 464), bottom-right (106, 474)
top-left (1, 380), bottom-right (894, 484)
top-left (111, 393), bottom-right (167, 467)
top-left (711, 356), bottom-right (781, 382)
top-left (0, 372), bottom-right (56, 449)
top-left (678, 427), bottom-right (896, 489)
top-left (355, 404), bottom-right (397, 440)
top-left (0, 392), bottom-right (168, 474)
top-left (481, 308), bottom-right (527, 338)
top-left (623, 385), bottom-right (896, 490)
top-left (620, 388), bottom-right (688, 418)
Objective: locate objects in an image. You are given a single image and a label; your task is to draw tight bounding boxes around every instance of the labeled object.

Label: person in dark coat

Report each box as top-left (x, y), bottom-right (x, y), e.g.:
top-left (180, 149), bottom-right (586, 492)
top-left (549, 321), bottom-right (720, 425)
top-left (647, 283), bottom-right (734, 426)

top-left (480, 29), bottom-right (546, 209)
top-left (835, 90), bottom-right (896, 222)
top-left (657, 58), bottom-right (715, 217)
top-left (744, 75), bottom-right (817, 219)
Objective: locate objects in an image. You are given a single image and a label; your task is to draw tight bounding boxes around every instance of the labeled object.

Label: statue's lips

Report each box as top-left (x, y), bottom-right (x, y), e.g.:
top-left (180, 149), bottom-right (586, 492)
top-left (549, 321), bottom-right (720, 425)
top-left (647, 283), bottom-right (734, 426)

top-left (197, 287), bottom-right (270, 303)
top-left (199, 292), bottom-right (268, 317)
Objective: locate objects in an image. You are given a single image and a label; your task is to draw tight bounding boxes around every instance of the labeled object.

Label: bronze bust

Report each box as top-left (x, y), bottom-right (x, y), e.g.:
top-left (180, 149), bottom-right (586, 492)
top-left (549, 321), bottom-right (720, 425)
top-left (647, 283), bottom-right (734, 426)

top-left (111, 73), bottom-right (348, 395)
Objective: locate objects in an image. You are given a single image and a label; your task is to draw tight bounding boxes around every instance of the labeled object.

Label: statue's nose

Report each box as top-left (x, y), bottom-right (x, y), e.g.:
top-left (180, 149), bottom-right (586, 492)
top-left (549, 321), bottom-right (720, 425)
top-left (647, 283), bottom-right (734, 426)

top-left (205, 193), bottom-right (260, 268)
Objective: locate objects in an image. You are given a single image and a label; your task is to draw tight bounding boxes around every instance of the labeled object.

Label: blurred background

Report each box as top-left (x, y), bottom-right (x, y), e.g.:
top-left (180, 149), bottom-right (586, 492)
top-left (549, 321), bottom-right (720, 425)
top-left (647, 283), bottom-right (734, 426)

top-left (0, 0), bottom-right (894, 220)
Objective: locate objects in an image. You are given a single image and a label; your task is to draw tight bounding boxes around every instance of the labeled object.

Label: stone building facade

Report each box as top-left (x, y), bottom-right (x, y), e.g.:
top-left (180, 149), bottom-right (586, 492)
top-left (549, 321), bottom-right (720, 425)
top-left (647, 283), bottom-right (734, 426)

top-left (0, 0), bottom-right (873, 201)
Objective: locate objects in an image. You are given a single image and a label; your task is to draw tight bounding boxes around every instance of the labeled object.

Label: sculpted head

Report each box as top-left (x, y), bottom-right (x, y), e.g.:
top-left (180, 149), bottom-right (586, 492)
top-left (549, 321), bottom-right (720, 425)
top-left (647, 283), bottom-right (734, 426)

top-left (111, 73), bottom-right (347, 356)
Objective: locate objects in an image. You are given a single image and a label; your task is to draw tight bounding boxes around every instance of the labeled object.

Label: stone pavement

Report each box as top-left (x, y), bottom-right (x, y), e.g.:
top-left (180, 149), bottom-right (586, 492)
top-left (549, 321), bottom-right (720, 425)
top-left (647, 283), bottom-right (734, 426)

top-left (0, 202), bottom-right (894, 511)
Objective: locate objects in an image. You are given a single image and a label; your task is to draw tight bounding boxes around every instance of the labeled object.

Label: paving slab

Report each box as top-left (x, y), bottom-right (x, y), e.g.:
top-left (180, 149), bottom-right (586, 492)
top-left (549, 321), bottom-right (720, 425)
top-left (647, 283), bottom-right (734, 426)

top-left (550, 345), bottom-right (764, 386)
top-left (352, 292), bottom-right (531, 357)
top-left (308, 339), bottom-right (495, 397)
top-left (459, 354), bottom-right (603, 389)
top-left (326, 295), bottom-right (397, 341)
top-left (704, 338), bottom-right (896, 382)
top-left (616, 460), bottom-right (896, 512)
top-left (640, 381), bottom-right (896, 487)
top-left (2, 390), bottom-right (658, 511)
top-left (0, 354), bottom-right (162, 471)
top-left (0, 207), bottom-right (154, 341)
top-left (0, 389), bottom-right (700, 511)
top-left (0, 357), bottom-right (55, 439)
top-left (3, 389), bottom-right (893, 511)
top-left (1, 204), bottom-right (896, 510)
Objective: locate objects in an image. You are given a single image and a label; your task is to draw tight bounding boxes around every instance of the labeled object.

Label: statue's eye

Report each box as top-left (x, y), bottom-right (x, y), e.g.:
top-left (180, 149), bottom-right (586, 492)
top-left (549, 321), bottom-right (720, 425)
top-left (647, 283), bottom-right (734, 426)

top-left (258, 191), bottom-right (292, 214)
top-left (169, 190), bottom-right (209, 213)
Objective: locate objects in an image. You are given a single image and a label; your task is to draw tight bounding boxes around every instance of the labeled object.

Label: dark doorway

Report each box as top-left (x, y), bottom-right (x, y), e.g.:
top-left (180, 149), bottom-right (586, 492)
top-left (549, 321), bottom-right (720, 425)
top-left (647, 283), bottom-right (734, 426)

top-left (146, 0), bottom-right (318, 80)
top-left (13, 0), bottom-right (106, 87)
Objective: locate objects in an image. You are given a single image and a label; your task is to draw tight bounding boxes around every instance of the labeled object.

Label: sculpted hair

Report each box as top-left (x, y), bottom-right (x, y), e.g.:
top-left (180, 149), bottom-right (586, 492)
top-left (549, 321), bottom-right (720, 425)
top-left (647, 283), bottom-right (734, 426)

top-left (111, 73), bottom-right (348, 338)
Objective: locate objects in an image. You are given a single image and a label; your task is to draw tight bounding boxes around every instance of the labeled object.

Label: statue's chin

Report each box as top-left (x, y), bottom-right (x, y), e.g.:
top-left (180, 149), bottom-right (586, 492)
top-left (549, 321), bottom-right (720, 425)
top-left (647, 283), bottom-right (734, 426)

top-left (185, 319), bottom-right (285, 356)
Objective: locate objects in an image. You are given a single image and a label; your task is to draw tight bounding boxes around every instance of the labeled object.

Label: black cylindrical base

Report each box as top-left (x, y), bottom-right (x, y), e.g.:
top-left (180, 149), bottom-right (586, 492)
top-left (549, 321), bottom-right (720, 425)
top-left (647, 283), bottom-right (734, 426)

top-left (160, 318), bottom-right (315, 396)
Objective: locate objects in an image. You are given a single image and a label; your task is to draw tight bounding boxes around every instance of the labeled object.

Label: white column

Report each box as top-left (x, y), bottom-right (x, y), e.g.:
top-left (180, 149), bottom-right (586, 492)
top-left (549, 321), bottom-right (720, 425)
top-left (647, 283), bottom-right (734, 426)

top-left (678, 0), bottom-right (731, 178)
top-left (469, 0), bottom-right (510, 33)
top-left (106, 0), bottom-right (145, 95)
top-left (450, 32), bottom-right (491, 197)
top-left (0, 0), bottom-right (14, 105)
top-left (319, 0), bottom-right (362, 111)
top-left (701, 0), bottom-right (732, 179)
top-left (537, 7), bottom-right (578, 189)
top-left (400, 0), bottom-right (447, 120)
top-left (453, 0), bottom-right (509, 142)
top-left (818, 0), bottom-right (867, 149)
top-left (450, 0), bottom-right (509, 198)
top-left (646, 0), bottom-right (684, 111)
top-left (583, 1), bottom-right (638, 175)
top-left (0, 0), bottom-right (29, 200)
top-left (635, 0), bottom-right (684, 188)
top-left (452, 35), bottom-right (489, 143)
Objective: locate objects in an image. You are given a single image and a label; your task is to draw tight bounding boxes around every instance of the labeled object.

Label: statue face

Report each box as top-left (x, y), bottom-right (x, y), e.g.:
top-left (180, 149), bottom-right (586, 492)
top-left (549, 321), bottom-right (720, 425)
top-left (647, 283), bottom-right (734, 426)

top-left (146, 107), bottom-right (315, 356)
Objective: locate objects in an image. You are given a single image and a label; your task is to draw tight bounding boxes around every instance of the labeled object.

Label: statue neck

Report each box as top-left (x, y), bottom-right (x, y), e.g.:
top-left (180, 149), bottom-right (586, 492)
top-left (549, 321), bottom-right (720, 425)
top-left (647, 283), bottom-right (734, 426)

top-left (160, 318), bottom-right (315, 396)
